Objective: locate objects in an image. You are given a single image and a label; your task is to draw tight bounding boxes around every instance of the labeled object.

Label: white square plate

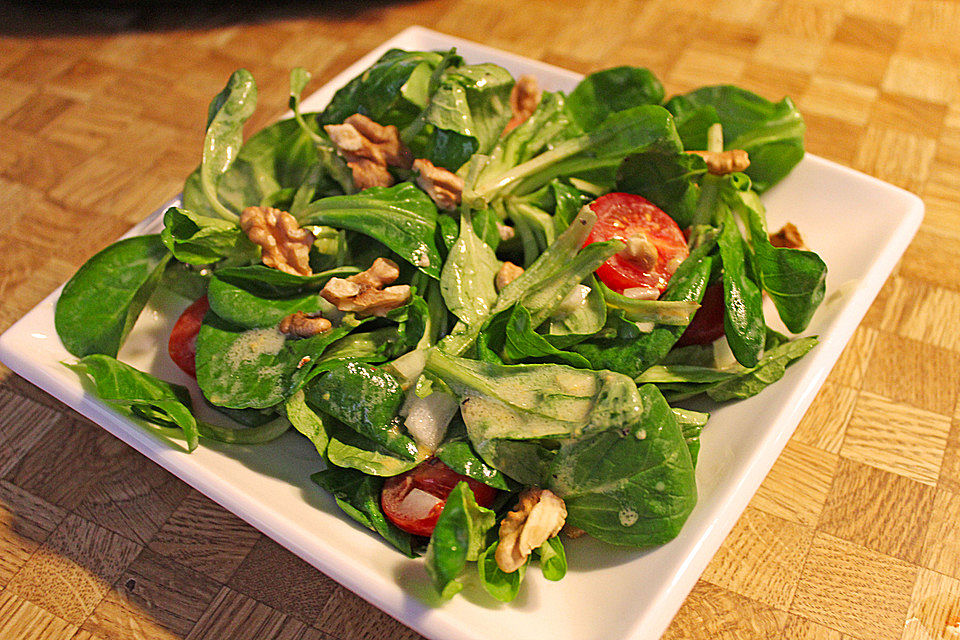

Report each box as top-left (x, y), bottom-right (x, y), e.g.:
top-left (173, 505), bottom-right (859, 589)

top-left (0, 26), bottom-right (924, 640)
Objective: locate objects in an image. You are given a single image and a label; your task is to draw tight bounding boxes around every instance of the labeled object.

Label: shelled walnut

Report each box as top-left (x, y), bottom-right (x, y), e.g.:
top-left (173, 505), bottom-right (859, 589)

top-left (504, 74), bottom-right (542, 133)
top-left (278, 311), bottom-right (331, 338)
top-left (496, 487), bottom-right (567, 573)
top-left (324, 114), bottom-right (412, 191)
top-left (495, 261), bottom-right (524, 291)
top-left (686, 149), bottom-right (750, 175)
top-left (769, 222), bottom-right (808, 250)
top-left (239, 206), bottom-right (314, 277)
top-left (413, 158), bottom-right (463, 211)
top-left (320, 257), bottom-right (411, 317)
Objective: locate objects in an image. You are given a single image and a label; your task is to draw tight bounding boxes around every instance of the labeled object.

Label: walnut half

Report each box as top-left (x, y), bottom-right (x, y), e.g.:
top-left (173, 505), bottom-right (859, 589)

top-left (324, 113), bottom-right (412, 191)
top-left (239, 206), bottom-right (314, 277)
top-left (413, 158), bottom-right (464, 211)
top-left (769, 222), bottom-right (808, 250)
top-left (495, 487), bottom-right (567, 573)
top-left (320, 257), bottom-right (411, 317)
top-left (278, 311), bottom-right (331, 338)
top-left (686, 149), bottom-right (750, 175)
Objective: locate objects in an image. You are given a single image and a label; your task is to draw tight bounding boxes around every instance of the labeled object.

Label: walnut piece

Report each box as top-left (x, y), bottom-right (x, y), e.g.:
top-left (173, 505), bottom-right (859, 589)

top-left (324, 114), bottom-right (413, 191)
top-left (413, 158), bottom-right (464, 211)
top-left (278, 311), bottom-right (331, 338)
top-left (239, 206), bottom-right (314, 277)
top-left (345, 114), bottom-right (412, 169)
top-left (496, 487), bottom-right (567, 573)
top-left (620, 231), bottom-right (658, 271)
top-left (769, 222), bottom-right (808, 250)
top-left (320, 257), bottom-right (411, 317)
top-left (504, 75), bottom-right (542, 133)
top-left (496, 261), bottom-right (525, 291)
top-left (686, 149), bottom-right (750, 175)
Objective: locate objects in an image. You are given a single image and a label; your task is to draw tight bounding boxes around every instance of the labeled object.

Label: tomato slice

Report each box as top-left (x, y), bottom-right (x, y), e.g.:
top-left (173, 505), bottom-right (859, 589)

top-left (585, 193), bottom-right (689, 296)
top-left (676, 282), bottom-right (725, 346)
top-left (168, 296), bottom-right (209, 378)
top-left (381, 458), bottom-right (498, 536)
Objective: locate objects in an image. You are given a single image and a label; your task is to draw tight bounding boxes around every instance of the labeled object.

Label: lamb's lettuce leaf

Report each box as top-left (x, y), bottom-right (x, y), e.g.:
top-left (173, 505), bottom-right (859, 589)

top-left (666, 85), bottom-right (804, 193)
top-left (55, 235), bottom-right (171, 358)
top-left (424, 481), bottom-right (496, 599)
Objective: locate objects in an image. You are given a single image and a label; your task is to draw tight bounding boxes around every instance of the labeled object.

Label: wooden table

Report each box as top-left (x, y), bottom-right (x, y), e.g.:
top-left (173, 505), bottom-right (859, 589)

top-left (1, 1), bottom-right (958, 639)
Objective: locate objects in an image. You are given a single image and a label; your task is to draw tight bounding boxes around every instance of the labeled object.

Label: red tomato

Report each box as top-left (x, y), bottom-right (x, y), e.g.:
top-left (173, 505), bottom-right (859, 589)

top-left (168, 296), bottom-right (209, 378)
top-left (585, 193), bottom-right (689, 296)
top-left (381, 458), bottom-right (498, 536)
top-left (676, 282), bottom-right (725, 346)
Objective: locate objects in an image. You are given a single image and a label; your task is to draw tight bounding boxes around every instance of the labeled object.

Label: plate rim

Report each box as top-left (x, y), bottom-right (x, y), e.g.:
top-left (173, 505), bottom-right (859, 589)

top-left (0, 25), bottom-right (925, 640)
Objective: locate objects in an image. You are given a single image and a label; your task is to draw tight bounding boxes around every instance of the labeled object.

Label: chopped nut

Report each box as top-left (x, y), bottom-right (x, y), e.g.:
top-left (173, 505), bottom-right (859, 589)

top-left (347, 157), bottom-right (395, 191)
top-left (278, 311), bottom-right (331, 338)
top-left (496, 488), bottom-right (567, 573)
top-left (620, 231), bottom-right (658, 271)
top-left (350, 256), bottom-right (400, 289)
top-left (496, 261), bottom-right (525, 291)
top-left (325, 114), bottom-right (414, 191)
top-left (504, 75), bottom-right (542, 133)
top-left (239, 206), bottom-right (314, 277)
top-left (686, 149), bottom-right (750, 175)
top-left (345, 114), bottom-right (412, 169)
top-left (413, 158), bottom-right (464, 211)
top-left (497, 222), bottom-right (516, 242)
top-left (769, 222), bottom-right (808, 250)
top-left (320, 257), bottom-right (411, 317)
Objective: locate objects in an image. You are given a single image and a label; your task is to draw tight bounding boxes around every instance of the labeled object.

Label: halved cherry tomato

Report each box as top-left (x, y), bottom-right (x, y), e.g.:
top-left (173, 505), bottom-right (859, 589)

top-left (168, 296), bottom-right (209, 378)
top-left (381, 458), bottom-right (498, 536)
top-left (584, 193), bottom-right (689, 296)
top-left (676, 282), bottom-right (725, 346)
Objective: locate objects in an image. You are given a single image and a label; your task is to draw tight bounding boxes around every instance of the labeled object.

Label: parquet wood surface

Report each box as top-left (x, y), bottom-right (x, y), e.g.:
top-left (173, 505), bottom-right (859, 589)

top-left (0, 1), bottom-right (958, 638)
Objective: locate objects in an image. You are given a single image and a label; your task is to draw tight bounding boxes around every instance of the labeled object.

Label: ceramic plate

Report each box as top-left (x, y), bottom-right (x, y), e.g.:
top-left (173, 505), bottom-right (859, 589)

top-left (0, 26), bottom-right (924, 640)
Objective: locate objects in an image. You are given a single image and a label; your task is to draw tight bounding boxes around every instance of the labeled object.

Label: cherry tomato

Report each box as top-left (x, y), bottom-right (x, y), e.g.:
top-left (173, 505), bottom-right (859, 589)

top-left (168, 296), bottom-right (209, 378)
top-left (381, 458), bottom-right (498, 536)
top-left (584, 193), bottom-right (689, 296)
top-left (676, 282), bottom-right (725, 346)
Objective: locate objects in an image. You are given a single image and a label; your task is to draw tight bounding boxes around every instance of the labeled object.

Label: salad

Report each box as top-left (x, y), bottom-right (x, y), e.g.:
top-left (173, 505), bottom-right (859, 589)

top-left (54, 47), bottom-right (827, 602)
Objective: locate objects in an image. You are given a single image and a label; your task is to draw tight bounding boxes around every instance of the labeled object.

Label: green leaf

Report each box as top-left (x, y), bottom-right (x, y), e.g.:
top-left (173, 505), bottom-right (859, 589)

top-left (206, 275), bottom-right (326, 329)
top-left (320, 49), bottom-right (449, 128)
top-left (732, 188), bottom-right (827, 333)
top-left (435, 419), bottom-right (514, 490)
top-left (426, 350), bottom-right (652, 442)
top-left (298, 182), bottom-right (442, 278)
top-left (480, 92), bottom-right (573, 182)
top-left (599, 282), bottom-right (700, 326)
top-left (66, 355), bottom-right (199, 451)
top-left (666, 85), bottom-right (805, 193)
top-left (183, 117), bottom-right (325, 220)
top-left (413, 63), bottom-right (515, 170)
top-left (706, 336), bottom-right (818, 401)
top-left (311, 467), bottom-right (415, 557)
top-left (56, 235), bottom-right (171, 358)
top-left (472, 104), bottom-right (682, 202)
top-left (424, 482), bottom-right (496, 599)
top-left (195, 312), bottom-right (365, 409)
top-left (615, 151), bottom-right (707, 228)
top-left (440, 208), bottom-right (501, 332)
top-left (284, 389), bottom-right (328, 456)
top-left (718, 209), bottom-right (765, 367)
top-left (197, 69), bottom-right (258, 221)
top-left (160, 207), bottom-right (256, 265)
top-left (304, 361), bottom-right (417, 460)
top-left (537, 536), bottom-right (567, 581)
top-left (212, 264), bottom-right (359, 297)
top-left (542, 275), bottom-right (607, 349)
top-left (477, 540), bottom-right (526, 602)
top-left (566, 66), bottom-right (665, 132)
top-left (548, 384), bottom-right (697, 547)
top-left (326, 432), bottom-right (419, 477)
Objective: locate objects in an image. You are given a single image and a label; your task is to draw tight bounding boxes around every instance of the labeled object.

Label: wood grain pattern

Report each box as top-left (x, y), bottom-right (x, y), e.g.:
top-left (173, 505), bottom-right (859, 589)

top-left (0, 1), bottom-right (958, 639)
